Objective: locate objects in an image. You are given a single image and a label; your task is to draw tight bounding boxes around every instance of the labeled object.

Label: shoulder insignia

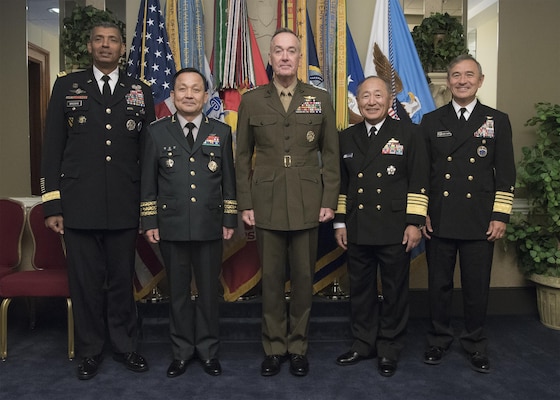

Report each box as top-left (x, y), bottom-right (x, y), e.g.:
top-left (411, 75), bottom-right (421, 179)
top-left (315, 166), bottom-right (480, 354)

top-left (57, 71), bottom-right (67, 78)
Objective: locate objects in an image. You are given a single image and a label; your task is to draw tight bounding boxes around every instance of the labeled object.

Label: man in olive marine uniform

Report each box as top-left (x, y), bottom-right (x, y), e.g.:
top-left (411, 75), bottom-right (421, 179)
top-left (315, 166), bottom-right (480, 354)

top-left (140, 67), bottom-right (237, 378)
top-left (235, 28), bottom-right (339, 377)
top-left (420, 54), bottom-right (516, 373)
top-left (41, 22), bottom-right (155, 380)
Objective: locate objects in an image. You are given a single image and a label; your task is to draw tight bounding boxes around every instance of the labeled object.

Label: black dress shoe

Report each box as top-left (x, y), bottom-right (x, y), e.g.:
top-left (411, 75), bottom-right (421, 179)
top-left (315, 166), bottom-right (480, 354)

top-left (378, 357), bottom-right (397, 377)
top-left (289, 354), bottom-right (309, 377)
top-left (202, 358), bottom-right (222, 376)
top-left (167, 359), bottom-right (189, 378)
top-left (77, 355), bottom-right (102, 380)
top-left (261, 355), bottom-right (287, 377)
top-left (470, 352), bottom-right (490, 373)
top-left (424, 346), bottom-right (444, 365)
top-left (113, 351), bottom-right (149, 372)
top-left (336, 350), bottom-right (375, 366)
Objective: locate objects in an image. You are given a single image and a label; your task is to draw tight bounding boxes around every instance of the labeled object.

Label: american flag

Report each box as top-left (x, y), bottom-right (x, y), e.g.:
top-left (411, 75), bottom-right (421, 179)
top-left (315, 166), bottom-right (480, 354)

top-left (127, 0), bottom-right (176, 118)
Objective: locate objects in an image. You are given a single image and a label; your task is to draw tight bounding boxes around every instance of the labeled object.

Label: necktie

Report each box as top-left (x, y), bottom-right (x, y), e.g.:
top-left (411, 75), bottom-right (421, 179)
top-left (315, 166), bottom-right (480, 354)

top-left (459, 107), bottom-right (467, 122)
top-left (101, 75), bottom-right (111, 103)
top-left (185, 122), bottom-right (195, 147)
top-left (280, 91), bottom-right (292, 111)
top-left (369, 126), bottom-right (377, 141)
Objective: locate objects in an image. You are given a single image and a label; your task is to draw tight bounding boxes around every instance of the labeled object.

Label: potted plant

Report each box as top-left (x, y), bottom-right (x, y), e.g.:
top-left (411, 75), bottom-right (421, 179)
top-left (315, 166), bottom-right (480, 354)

top-left (505, 102), bottom-right (560, 329)
top-left (61, 5), bottom-right (125, 71)
top-left (411, 12), bottom-right (469, 73)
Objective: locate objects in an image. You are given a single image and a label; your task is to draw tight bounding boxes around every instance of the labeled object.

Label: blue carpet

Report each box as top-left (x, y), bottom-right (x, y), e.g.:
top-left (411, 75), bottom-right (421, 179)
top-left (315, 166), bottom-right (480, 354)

top-left (0, 298), bottom-right (559, 400)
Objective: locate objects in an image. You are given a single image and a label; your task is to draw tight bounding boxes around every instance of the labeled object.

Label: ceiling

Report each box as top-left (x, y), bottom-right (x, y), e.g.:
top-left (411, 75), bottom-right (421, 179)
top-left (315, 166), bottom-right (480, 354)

top-left (27, 0), bottom-right (491, 36)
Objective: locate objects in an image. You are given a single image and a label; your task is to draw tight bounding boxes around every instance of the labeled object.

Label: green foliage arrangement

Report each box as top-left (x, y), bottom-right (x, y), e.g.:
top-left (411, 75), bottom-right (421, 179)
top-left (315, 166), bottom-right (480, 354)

top-left (505, 103), bottom-right (560, 277)
top-left (411, 12), bottom-right (469, 73)
top-left (61, 5), bottom-right (126, 71)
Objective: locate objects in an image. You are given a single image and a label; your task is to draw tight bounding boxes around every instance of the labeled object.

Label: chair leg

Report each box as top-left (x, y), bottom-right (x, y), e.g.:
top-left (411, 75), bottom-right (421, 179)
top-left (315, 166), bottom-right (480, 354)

top-left (1, 298), bottom-right (12, 360)
top-left (66, 298), bottom-right (74, 360)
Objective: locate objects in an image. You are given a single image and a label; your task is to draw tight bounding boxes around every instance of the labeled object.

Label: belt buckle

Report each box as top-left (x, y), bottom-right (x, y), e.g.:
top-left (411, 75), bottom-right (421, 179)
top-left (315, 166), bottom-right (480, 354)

top-left (283, 155), bottom-right (292, 168)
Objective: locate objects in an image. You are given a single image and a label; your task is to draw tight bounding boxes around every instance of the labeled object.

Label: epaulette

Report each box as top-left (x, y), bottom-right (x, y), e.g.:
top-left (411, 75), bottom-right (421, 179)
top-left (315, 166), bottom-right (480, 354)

top-left (150, 115), bottom-right (171, 125)
top-left (57, 71), bottom-right (67, 78)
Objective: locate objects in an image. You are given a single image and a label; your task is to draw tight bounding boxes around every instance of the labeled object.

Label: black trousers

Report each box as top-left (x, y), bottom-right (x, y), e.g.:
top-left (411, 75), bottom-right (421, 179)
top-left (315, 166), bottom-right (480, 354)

top-left (425, 235), bottom-right (494, 354)
top-left (159, 239), bottom-right (222, 361)
top-left (64, 227), bottom-right (138, 357)
top-left (346, 242), bottom-right (411, 361)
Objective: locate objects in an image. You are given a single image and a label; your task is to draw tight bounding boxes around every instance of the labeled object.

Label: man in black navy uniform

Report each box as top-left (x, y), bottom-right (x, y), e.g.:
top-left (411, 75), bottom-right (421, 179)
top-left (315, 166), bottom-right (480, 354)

top-left (334, 76), bottom-right (429, 377)
top-left (41, 22), bottom-right (155, 380)
top-left (420, 54), bottom-right (516, 373)
top-left (140, 68), bottom-right (237, 378)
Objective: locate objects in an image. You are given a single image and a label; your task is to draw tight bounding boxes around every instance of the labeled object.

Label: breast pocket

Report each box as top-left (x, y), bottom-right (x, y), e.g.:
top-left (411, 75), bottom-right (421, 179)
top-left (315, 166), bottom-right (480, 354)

top-left (65, 100), bottom-right (90, 133)
top-left (158, 148), bottom-right (182, 173)
top-left (250, 115), bottom-right (278, 147)
top-left (295, 114), bottom-right (323, 147)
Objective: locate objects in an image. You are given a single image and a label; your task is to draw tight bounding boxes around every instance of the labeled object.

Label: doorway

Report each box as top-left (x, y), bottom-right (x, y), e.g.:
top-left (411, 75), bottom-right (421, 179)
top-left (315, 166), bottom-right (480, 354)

top-left (28, 43), bottom-right (50, 196)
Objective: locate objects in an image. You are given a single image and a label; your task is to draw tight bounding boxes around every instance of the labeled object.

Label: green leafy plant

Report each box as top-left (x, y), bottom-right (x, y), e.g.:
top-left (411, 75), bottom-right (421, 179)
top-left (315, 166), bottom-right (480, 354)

top-left (505, 103), bottom-right (560, 277)
top-left (61, 5), bottom-right (126, 71)
top-left (411, 12), bottom-right (469, 73)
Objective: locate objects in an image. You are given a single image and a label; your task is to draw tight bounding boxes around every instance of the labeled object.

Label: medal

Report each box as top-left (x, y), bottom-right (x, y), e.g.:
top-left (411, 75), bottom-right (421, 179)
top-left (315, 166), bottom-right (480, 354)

top-left (126, 119), bottom-right (136, 131)
top-left (477, 146), bottom-right (488, 157)
top-left (165, 159), bottom-right (174, 168)
top-left (387, 165), bottom-right (396, 175)
top-left (306, 130), bottom-right (315, 142)
top-left (208, 160), bottom-right (218, 172)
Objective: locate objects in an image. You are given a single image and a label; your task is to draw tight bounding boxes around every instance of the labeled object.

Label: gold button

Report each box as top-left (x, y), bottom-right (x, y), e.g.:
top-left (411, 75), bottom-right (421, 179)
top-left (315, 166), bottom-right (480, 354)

top-left (470, 158), bottom-right (475, 163)
top-left (106, 108), bottom-right (111, 114)
top-left (443, 191), bottom-right (449, 197)
top-left (191, 197), bottom-right (196, 203)
top-left (482, 139), bottom-right (486, 144)
top-left (191, 184), bottom-right (196, 189)
top-left (377, 172), bottom-right (382, 178)
top-left (357, 188), bottom-right (364, 194)
top-left (105, 156), bottom-right (112, 162)
top-left (106, 124), bottom-right (112, 130)
top-left (358, 204), bottom-right (364, 209)
top-left (190, 157), bottom-right (195, 162)
top-left (106, 140), bottom-right (112, 146)
top-left (468, 175), bottom-right (474, 181)
top-left (357, 172), bottom-right (364, 178)
top-left (210, 152), bottom-right (215, 156)
top-left (376, 205), bottom-right (381, 210)
top-left (447, 156), bottom-right (452, 162)
top-left (162, 204), bottom-right (167, 210)
top-left (190, 171), bottom-right (196, 176)
top-left (377, 188), bottom-right (381, 194)
top-left (466, 193), bottom-right (472, 198)
top-left (445, 173), bottom-right (451, 179)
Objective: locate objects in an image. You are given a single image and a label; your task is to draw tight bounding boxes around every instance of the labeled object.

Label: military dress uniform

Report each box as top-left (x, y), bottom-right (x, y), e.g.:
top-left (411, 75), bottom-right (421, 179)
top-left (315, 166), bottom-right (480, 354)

top-left (420, 101), bottom-right (515, 354)
top-left (140, 114), bottom-right (237, 361)
top-left (335, 117), bottom-right (429, 361)
top-left (41, 68), bottom-right (155, 357)
top-left (235, 81), bottom-right (340, 357)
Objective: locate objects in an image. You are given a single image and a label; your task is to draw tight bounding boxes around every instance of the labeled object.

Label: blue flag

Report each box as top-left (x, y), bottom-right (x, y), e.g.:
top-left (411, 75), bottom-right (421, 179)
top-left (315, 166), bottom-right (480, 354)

top-left (346, 24), bottom-right (365, 124)
top-left (364, 0), bottom-right (435, 124)
top-left (127, 0), bottom-right (176, 116)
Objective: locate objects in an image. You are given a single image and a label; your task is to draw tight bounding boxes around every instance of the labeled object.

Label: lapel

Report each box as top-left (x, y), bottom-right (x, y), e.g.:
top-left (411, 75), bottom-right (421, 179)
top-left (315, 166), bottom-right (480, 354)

top-left (167, 114), bottom-right (190, 153)
top-left (263, 82), bottom-right (286, 116)
top-left (446, 101), bottom-right (485, 155)
top-left (286, 81), bottom-right (305, 115)
top-left (192, 116), bottom-right (214, 153)
top-left (84, 68), bottom-right (103, 105)
top-left (111, 71), bottom-right (129, 107)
